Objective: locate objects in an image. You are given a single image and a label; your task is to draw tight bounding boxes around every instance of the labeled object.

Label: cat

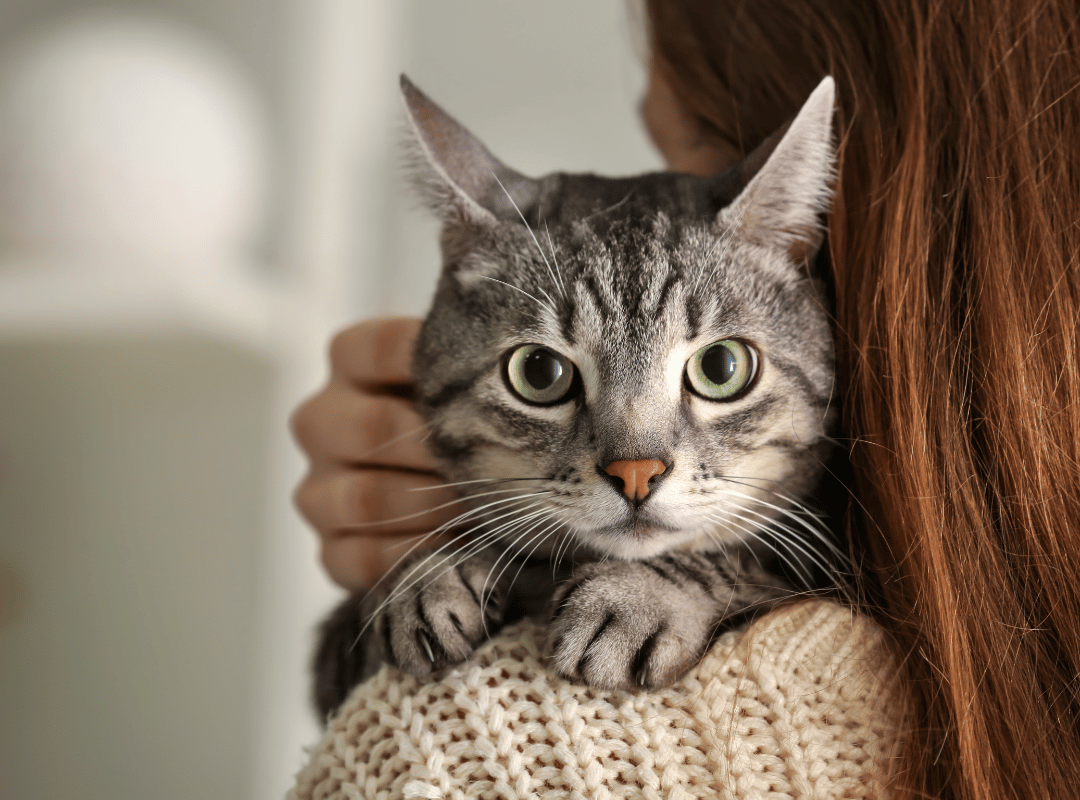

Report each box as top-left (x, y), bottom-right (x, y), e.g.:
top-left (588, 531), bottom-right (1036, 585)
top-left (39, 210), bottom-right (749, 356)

top-left (313, 74), bottom-right (841, 721)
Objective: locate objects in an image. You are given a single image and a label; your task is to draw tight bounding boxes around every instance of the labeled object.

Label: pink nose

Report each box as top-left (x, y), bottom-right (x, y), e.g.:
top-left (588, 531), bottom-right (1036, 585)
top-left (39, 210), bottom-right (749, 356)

top-left (603, 459), bottom-right (667, 501)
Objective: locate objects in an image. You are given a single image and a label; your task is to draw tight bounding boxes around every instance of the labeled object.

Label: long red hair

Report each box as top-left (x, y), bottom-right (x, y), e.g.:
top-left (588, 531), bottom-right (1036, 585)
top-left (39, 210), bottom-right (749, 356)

top-left (647, 0), bottom-right (1080, 797)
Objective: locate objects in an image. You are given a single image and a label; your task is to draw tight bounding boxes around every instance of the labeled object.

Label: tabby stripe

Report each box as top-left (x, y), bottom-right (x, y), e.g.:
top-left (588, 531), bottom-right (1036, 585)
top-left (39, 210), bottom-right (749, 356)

top-left (421, 377), bottom-right (479, 410)
top-left (685, 295), bottom-right (703, 340)
top-left (477, 400), bottom-right (561, 434)
top-left (644, 560), bottom-right (676, 584)
top-left (559, 296), bottom-right (578, 343)
top-left (707, 396), bottom-right (782, 437)
top-left (428, 433), bottom-right (479, 462)
top-left (647, 271), bottom-right (681, 320)
top-left (380, 615), bottom-right (397, 667)
top-left (662, 555), bottom-right (714, 595)
top-left (769, 356), bottom-right (830, 406)
top-left (583, 274), bottom-right (616, 319)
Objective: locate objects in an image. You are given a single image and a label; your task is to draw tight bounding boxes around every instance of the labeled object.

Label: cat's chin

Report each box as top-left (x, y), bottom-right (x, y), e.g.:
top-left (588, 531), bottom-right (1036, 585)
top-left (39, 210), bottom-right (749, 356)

top-left (578, 520), bottom-right (724, 561)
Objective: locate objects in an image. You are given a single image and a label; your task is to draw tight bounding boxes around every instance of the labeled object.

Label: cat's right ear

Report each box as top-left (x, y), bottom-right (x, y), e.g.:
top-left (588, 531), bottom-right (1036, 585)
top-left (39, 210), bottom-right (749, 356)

top-left (718, 76), bottom-right (836, 265)
top-left (400, 75), bottom-right (539, 227)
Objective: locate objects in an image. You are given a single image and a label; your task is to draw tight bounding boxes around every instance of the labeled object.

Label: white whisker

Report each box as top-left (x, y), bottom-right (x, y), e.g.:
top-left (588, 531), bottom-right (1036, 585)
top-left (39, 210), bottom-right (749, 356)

top-left (722, 487), bottom-right (846, 561)
top-left (706, 511), bottom-right (818, 589)
top-left (352, 421), bottom-right (433, 462)
top-left (408, 477), bottom-right (538, 492)
top-left (580, 191), bottom-right (632, 223)
top-left (491, 171), bottom-right (564, 302)
top-left (481, 514), bottom-right (558, 619)
top-left (542, 220), bottom-right (567, 297)
top-left (478, 276), bottom-right (557, 317)
top-left (355, 491), bottom-right (549, 608)
top-left (720, 503), bottom-right (838, 584)
top-left (356, 497), bottom-right (552, 641)
top-left (360, 485), bottom-right (552, 604)
top-left (551, 526), bottom-right (577, 577)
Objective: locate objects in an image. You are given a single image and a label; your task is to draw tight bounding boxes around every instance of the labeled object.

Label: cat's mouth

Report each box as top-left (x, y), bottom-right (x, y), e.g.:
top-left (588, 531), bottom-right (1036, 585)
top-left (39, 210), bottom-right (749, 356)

top-left (576, 513), bottom-right (716, 560)
top-left (590, 514), bottom-right (682, 538)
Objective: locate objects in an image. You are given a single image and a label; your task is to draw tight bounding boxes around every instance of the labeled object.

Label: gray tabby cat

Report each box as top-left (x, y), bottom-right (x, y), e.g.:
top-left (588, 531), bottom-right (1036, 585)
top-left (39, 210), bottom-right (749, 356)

top-left (313, 75), bottom-right (840, 721)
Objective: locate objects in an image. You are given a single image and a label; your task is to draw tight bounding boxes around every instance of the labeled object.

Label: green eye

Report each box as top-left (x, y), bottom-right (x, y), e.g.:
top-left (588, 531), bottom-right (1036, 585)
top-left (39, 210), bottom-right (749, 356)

top-left (505, 344), bottom-right (577, 405)
top-left (686, 340), bottom-right (758, 400)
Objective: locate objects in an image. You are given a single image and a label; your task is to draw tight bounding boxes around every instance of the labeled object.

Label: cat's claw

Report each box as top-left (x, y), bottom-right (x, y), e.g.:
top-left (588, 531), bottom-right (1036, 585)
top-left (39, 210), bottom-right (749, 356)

top-left (370, 552), bottom-right (506, 677)
top-left (546, 559), bottom-right (720, 691)
top-left (417, 627), bottom-right (437, 664)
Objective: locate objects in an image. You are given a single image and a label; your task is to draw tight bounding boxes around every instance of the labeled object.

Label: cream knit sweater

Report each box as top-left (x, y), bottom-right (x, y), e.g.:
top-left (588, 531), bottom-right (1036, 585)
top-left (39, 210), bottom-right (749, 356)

top-left (290, 599), bottom-right (904, 800)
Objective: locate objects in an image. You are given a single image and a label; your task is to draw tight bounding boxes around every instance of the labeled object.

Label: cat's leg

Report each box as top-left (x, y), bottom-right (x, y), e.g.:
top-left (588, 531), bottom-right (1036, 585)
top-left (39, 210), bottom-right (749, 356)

top-left (546, 549), bottom-right (794, 691)
top-left (312, 548), bottom-right (506, 721)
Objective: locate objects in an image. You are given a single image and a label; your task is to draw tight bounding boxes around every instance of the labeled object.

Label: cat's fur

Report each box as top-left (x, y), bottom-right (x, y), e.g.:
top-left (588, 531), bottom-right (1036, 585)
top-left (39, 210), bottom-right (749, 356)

top-left (313, 75), bottom-right (839, 721)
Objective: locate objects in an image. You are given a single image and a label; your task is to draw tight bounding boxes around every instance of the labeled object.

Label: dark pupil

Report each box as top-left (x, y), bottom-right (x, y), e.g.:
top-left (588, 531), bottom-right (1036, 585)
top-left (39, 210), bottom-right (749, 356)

top-left (524, 349), bottom-right (562, 390)
top-left (701, 345), bottom-right (737, 385)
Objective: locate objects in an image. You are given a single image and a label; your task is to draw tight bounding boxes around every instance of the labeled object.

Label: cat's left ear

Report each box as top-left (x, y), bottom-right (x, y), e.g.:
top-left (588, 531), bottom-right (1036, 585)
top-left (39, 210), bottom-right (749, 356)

top-left (400, 75), bottom-right (540, 227)
top-left (719, 76), bottom-right (836, 264)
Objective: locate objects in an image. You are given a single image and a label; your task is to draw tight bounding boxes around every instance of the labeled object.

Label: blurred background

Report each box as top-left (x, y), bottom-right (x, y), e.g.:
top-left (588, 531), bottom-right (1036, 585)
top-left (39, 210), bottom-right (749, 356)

top-left (0, 1), bottom-right (660, 798)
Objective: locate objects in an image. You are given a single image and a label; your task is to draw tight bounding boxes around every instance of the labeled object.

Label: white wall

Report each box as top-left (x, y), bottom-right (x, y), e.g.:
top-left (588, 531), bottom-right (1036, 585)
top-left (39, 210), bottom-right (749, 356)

top-left (0, 3), bottom-right (661, 799)
top-left (0, 336), bottom-right (272, 800)
top-left (376, 0), bottom-right (660, 319)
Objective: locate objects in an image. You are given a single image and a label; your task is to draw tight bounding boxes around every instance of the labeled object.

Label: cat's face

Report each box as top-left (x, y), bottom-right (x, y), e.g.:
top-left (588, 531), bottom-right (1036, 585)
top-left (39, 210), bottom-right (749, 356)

top-left (404, 76), bottom-right (836, 561)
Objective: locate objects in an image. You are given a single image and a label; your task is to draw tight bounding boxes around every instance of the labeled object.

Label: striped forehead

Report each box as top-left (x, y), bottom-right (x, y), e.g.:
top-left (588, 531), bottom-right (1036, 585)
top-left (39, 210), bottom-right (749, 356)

top-left (544, 220), bottom-right (696, 390)
top-left (560, 216), bottom-right (743, 323)
top-left (483, 210), bottom-right (771, 382)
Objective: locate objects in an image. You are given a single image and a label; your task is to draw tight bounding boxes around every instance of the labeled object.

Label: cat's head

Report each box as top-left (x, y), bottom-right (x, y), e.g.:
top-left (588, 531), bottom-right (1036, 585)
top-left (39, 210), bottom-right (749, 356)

top-left (404, 75), bottom-right (837, 563)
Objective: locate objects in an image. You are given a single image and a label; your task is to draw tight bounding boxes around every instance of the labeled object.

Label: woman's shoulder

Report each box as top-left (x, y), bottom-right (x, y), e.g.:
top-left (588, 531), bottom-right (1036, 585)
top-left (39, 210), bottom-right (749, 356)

top-left (701, 599), bottom-right (906, 796)
top-left (292, 599), bottom-right (905, 800)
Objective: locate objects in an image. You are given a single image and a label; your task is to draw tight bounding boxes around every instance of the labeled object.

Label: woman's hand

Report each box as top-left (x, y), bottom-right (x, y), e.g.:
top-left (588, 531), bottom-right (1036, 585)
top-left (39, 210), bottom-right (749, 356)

top-left (291, 318), bottom-right (458, 591)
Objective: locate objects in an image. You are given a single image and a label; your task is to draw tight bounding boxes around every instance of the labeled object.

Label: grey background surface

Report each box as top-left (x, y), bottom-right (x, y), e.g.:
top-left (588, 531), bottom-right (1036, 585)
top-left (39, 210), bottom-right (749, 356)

top-left (0, 2), bottom-right (661, 798)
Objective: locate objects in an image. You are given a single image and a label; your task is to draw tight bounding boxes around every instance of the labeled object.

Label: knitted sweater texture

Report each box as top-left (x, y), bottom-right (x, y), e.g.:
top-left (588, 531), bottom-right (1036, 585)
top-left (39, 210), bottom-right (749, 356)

top-left (290, 599), bottom-right (903, 800)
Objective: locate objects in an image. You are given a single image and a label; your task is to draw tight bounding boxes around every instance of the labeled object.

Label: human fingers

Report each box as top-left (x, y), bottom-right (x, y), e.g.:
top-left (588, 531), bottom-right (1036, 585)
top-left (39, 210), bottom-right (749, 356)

top-left (295, 466), bottom-right (464, 591)
top-left (293, 465), bottom-right (461, 539)
top-left (329, 318), bottom-right (422, 388)
top-left (290, 382), bottom-right (435, 470)
top-left (318, 529), bottom-right (457, 592)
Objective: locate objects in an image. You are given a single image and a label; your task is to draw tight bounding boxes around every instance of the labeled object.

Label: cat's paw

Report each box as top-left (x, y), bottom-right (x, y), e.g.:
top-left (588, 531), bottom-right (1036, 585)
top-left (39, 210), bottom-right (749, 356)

top-left (368, 551), bottom-right (506, 678)
top-left (311, 550), bottom-right (506, 721)
top-left (546, 558), bottom-right (720, 691)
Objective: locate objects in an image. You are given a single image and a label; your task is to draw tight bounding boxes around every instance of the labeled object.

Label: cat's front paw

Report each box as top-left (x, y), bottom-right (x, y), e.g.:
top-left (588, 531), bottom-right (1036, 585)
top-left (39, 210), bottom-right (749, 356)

top-left (371, 551), bottom-right (506, 678)
top-left (547, 558), bottom-right (720, 691)
top-left (312, 550), bottom-right (506, 721)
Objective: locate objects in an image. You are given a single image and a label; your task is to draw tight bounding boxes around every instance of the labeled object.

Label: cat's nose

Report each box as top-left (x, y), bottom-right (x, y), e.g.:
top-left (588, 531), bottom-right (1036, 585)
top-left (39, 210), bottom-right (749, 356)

top-left (602, 459), bottom-right (668, 502)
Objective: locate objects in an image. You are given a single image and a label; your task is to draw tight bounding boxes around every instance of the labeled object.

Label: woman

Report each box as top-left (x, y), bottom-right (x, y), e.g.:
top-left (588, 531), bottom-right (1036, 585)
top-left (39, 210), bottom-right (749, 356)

top-left (291, 0), bottom-right (1080, 796)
